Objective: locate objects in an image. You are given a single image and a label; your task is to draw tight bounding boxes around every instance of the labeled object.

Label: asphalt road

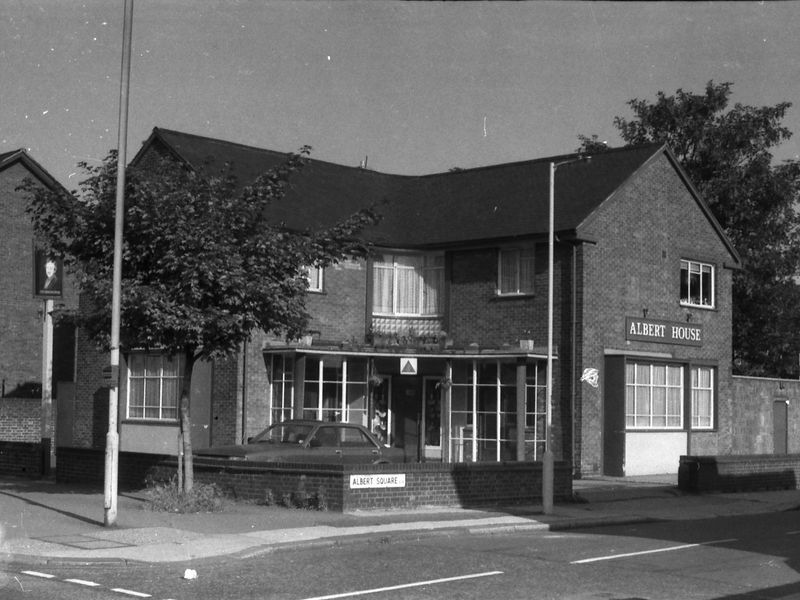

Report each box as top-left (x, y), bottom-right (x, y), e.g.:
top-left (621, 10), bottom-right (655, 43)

top-left (4, 509), bottom-right (800, 599)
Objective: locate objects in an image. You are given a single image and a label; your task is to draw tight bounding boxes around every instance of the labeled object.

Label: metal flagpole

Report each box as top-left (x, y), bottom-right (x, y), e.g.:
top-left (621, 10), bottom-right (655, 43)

top-left (104, 0), bottom-right (134, 527)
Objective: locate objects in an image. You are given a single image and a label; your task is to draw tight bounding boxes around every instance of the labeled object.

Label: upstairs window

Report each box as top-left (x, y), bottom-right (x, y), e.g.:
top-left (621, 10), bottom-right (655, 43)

top-left (680, 260), bottom-right (714, 308)
top-left (498, 247), bottom-right (534, 295)
top-left (372, 253), bottom-right (444, 316)
top-left (304, 266), bottom-right (324, 292)
top-left (127, 353), bottom-right (183, 421)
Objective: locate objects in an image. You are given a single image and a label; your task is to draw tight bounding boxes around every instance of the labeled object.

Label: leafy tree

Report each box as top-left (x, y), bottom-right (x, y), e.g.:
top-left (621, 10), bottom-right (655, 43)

top-left (22, 149), bottom-right (377, 490)
top-left (579, 81), bottom-right (800, 377)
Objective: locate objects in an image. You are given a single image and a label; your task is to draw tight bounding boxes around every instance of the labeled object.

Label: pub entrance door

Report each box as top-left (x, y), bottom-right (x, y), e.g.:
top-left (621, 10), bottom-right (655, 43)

top-left (392, 376), bottom-right (421, 462)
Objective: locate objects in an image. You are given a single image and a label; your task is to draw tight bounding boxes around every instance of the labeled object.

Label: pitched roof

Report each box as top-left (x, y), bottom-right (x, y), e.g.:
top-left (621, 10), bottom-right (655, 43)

top-left (132, 128), bottom-right (738, 263)
top-left (0, 148), bottom-right (65, 191)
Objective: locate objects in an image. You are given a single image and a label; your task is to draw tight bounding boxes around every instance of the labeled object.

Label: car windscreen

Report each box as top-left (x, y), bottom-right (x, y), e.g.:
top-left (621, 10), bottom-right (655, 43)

top-left (251, 423), bottom-right (315, 444)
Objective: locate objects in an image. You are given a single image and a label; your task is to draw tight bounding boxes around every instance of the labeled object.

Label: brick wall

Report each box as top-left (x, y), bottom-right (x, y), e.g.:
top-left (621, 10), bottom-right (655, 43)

top-left (56, 446), bottom-right (172, 490)
top-left (0, 397), bottom-right (40, 441)
top-left (153, 459), bottom-right (573, 512)
top-left (730, 376), bottom-right (800, 454)
top-left (577, 153), bottom-right (735, 475)
top-left (679, 454), bottom-right (800, 492)
top-left (305, 259), bottom-right (368, 342)
top-left (1, 164), bottom-right (42, 397)
top-left (1, 161), bottom-right (79, 447)
top-left (56, 447), bottom-right (572, 511)
top-left (0, 441), bottom-right (43, 477)
top-left (72, 320), bottom-right (108, 449)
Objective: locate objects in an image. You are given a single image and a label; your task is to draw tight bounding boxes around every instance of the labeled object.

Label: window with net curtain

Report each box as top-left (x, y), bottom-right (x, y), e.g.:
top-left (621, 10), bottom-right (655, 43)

top-left (127, 353), bottom-right (183, 420)
top-left (372, 253), bottom-right (444, 316)
top-left (625, 362), bottom-right (683, 429)
top-left (498, 247), bottom-right (534, 295)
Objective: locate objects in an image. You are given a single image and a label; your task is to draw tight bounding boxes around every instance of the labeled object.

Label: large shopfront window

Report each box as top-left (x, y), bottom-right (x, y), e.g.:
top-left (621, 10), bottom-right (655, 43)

top-left (269, 355), bottom-right (294, 424)
top-left (450, 359), bottom-right (538, 462)
top-left (625, 361), bottom-right (717, 430)
top-left (626, 363), bottom-right (683, 429)
top-left (302, 356), bottom-right (368, 426)
top-left (525, 361), bottom-right (547, 460)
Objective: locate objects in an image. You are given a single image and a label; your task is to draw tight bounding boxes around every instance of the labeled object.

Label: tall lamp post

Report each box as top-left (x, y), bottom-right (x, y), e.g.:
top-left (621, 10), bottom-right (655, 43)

top-left (543, 155), bottom-right (588, 515)
top-left (104, 0), bottom-right (134, 527)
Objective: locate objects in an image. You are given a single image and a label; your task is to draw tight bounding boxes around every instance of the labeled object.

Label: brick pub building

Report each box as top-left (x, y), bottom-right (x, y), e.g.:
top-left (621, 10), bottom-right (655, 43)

top-left (0, 149), bottom-right (77, 475)
top-left (56, 128), bottom-right (754, 484)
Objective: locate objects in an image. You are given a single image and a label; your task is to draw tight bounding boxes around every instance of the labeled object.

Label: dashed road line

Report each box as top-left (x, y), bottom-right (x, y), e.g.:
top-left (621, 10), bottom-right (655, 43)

top-left (571, 538), bottom-right (738, 564)
top-left (300, 570), bottom-right (504, 600)
top-left (19, 570), bottom-right (157, 598)
top-left (112, 588), bottom-right (152, 597)
top-left (64, 578), bottom-right (102, 587)
top-left (20, 570), bottom-right (56, 579)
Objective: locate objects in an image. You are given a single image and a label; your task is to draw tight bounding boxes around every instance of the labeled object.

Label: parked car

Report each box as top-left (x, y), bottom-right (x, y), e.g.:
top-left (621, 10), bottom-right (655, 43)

top-left (194, 419), bottom-right (406, 464)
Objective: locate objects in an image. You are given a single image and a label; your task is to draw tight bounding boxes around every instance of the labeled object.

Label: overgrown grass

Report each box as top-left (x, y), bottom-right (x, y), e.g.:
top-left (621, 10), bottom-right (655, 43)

top-left (143, 477), bottom-right (229, 513)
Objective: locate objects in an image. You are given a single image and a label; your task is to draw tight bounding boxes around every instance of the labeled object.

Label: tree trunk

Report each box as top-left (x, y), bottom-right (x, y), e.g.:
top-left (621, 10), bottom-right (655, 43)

top-left (180, 352), bottom-right (196, 493)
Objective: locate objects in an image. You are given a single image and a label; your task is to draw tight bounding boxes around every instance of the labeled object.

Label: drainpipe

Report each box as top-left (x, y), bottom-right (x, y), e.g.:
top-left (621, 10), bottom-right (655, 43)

top-left (571, 243), bottom-right (578, 477)
top-left (241, 340), bottom-right (247, 443)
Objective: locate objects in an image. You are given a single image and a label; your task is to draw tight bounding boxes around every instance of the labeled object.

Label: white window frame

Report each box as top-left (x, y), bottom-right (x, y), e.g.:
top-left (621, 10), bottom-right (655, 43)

top-left (305, 265), bottom-right (324, 292)
top-left (680, 259), bottom-right (715, 309)
top-left (691, 365), bottom-right (715, 429)
top-left (126, 352), bottom-right (183, 421)
top-left (625, 362), bottom-right (684, 430)
top-left (497, 247), bottom-right (535, 296)
top-left (269, 355), bottom-right (294, 425)
top-left (372, 253), bottom-right (444, 317)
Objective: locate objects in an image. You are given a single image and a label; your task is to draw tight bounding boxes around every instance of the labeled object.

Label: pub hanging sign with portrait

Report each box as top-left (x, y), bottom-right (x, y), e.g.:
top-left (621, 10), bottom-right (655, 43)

top-left (33, 247), bottom-right (63, 298)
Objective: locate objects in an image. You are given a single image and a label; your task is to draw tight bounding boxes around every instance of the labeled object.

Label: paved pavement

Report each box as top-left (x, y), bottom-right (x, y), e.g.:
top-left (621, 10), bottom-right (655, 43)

top-left (1, 474), bottom-right (798, 566)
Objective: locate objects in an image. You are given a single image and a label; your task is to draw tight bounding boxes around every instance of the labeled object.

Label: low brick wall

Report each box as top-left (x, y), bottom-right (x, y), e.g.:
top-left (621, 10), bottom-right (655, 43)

top-left (56, 447), bottom-right (172, 490)
top-left (56, 447), bottom-right (572, 511)
top-left (679, 454), bottom-right (800, 493)
top-left (0, 441), bottom-right (44, 478)
top-left (149, 458), bottom-right (572, 512)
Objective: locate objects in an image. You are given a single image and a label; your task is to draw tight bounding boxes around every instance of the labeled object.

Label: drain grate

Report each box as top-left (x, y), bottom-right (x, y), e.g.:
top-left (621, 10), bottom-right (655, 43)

top-left (33, 535), bottom-right (134, 550)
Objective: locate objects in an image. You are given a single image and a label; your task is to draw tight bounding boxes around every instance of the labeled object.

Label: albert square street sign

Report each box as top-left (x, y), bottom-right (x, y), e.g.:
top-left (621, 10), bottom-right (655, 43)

top-left (625, 316), bottom-right (703, 347)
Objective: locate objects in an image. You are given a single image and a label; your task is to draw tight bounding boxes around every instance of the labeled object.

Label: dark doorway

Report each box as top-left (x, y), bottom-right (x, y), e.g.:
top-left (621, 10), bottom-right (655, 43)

top-left (773, 400), bottom-right (788, 455)
top-left (392, 376), bottom-right (421, 462)
top-left (602, 356), bottom-right (626, 476)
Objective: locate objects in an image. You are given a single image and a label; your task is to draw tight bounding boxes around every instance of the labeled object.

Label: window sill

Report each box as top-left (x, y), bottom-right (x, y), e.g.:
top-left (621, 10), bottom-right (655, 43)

top-left (122, 419), bottom-right (179, 426)
top-left (680, 302), bottom-right (715, 311)
top-left (493, 293), bottom-right (535, 301)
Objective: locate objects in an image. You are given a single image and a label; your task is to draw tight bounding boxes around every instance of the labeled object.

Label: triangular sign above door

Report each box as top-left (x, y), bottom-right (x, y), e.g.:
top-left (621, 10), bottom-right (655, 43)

top-left (400, 357), bottom-right (418, 375)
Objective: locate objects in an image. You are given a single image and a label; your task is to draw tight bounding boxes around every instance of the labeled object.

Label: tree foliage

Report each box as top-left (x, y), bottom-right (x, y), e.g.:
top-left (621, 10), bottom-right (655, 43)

top-left (579, 81), bottom-right (800, 377)
top-left (22, 148), bottom-right (377, 489)
top-left (25, 149), bottom-right (376, 358)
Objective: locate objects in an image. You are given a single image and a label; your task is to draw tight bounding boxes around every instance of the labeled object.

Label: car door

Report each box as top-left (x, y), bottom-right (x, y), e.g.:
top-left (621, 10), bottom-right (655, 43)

top-left (338, 425), bottom-right (384, 464)
top-left (305, 425), bottom-right (344, 463)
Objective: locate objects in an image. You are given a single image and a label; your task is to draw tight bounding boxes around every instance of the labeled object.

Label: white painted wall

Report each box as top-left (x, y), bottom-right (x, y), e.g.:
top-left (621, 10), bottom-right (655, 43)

top-left (625, 431), bottom-right (687, 476)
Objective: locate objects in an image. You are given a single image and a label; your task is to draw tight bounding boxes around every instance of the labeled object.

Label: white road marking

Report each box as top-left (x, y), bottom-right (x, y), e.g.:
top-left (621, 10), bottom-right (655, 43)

top-left (787, 530), bottom-right (800, 535)
top-left (64, 578), bottom-right (102, 587)
top-left (300, 570), bottom-right (504, 600)
top-left (571, 538), bottom-right (738, 564)
top-left (21, 570), bottom-right (55, 579)
top-left (112, 588), bottom-right (152, 597)
top-left (20, 569), bottom-right (154, 598)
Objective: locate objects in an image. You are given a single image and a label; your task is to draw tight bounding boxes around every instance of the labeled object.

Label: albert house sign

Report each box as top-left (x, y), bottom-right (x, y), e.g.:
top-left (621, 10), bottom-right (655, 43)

top-left (625, 317), bottom-right (703, 347)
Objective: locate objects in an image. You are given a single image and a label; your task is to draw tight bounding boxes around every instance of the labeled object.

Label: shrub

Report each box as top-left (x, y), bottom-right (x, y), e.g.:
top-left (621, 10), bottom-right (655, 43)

top-left (143, 477), bottom-right (229, 513)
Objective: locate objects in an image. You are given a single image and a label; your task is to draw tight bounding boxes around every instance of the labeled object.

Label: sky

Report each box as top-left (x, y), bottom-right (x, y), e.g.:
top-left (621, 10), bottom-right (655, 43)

top-left (2, 1), bottom-right (799, 189)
